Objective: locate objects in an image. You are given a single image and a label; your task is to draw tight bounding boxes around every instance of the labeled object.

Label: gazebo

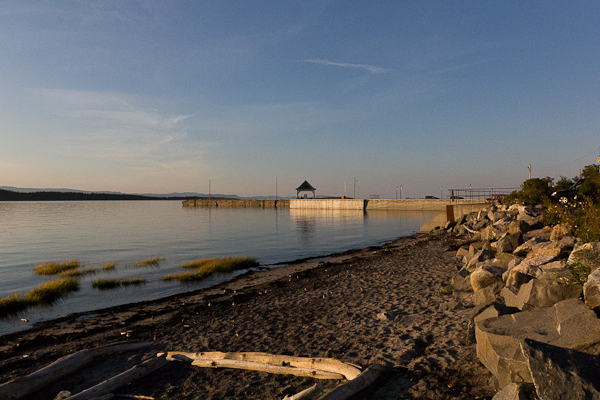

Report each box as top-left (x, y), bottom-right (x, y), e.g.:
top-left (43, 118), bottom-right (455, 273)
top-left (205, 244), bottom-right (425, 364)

top-left (296, 180), bottom-right (316, 199)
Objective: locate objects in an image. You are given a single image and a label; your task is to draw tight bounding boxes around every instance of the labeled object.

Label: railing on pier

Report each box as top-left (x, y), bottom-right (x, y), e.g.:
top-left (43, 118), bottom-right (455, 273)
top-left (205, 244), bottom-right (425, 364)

top-left (447, 188), bottom-right (519, 204)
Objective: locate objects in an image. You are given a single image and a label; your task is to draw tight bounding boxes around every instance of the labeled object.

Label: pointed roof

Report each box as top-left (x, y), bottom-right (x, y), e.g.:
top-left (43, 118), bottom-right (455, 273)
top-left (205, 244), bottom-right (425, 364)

top-left (296, 180), bottom-right (316, 191)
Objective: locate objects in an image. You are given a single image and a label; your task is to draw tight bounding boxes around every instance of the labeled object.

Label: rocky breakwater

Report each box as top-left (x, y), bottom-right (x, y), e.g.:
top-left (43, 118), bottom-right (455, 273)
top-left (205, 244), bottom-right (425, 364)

top-left (436, 203), bottom-right (600, 399)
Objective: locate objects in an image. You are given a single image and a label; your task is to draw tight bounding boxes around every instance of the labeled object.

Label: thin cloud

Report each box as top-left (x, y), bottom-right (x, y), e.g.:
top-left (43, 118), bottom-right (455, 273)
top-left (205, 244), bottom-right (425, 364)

top-left (302, 59), bottom-right (394, 73)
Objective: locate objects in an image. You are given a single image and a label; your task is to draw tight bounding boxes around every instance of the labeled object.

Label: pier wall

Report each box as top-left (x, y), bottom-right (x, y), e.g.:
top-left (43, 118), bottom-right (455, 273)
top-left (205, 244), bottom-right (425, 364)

top-left (289, 199), bottom-right (364, 210)
top-left (182, 199), bottom-right (290, 208)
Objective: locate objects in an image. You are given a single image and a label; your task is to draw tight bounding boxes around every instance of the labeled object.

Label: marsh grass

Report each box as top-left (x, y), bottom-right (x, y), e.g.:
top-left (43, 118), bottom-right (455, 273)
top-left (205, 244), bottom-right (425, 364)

top-left (102, 262), bottom-right (117, 272)
top-left (0, 294), bottom-right (30, 318)
top-left (60, 267), bottom-right (98, 278)
top-left (92, 279), bottom-right (121, 290)
top-left (25, 279), bottom-right (80, 305)
top-left (121, 278), bottom-right (146, 287)
top-left (163, 257), bottom-right (258, 284)
top-left (33, 259), bottom-right (81, 275)
top-left (133, 257), bottom-right (165, 268)
top-left (92, 277), bottom-right (146, 290)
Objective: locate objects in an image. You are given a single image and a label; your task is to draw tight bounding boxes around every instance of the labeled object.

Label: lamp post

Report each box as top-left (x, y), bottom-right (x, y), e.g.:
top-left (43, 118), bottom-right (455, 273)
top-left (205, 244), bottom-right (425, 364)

top-left (400, 185), bottom-right (402, 199)
top-left (353, 178), bottom-right (358, 199)
top-left (441, 187), bottom-right (443, 199)
top-left (396, 187), bottom-right (398, 199)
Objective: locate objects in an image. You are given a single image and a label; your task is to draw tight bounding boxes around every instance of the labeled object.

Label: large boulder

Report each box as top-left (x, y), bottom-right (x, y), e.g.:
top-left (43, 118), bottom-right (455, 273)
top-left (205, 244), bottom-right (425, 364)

top-left (471, 263), bottom-right (506, 292)
top-left (550, 223), bottom-right (573, 241)
top-left (513, 237), bottom-right (546, 256)
top-left (505, 278), bottom-right (581, 310)
top-left (568, 242), bottom-right (600, 270)
top-left (481, 225), bottom-right (506, 241)
top-left (522, 338), bottom-right (600, 400)
top-left (525, 241), bottom-right (571, 260)
top-left (473, 281), bottom-right (505, 307)
top-left (451, 267), bottom-right (473, 292)
top-left (495, 232), bottom-right (523, 254)
top-left (466, 248), bottom-right (497, 271)
top-left (523, 227), bottom-right (551, 241)
top-left (584, 268), bottom-right (600, 310)
top-left (475, 298), bottom-right (600, 388)
top-left (508, 220), bottom-right (531, 236)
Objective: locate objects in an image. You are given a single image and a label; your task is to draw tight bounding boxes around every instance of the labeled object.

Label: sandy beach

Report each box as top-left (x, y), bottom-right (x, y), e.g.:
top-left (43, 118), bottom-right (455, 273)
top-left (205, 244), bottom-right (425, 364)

top-left (0, 231), bottom-right (495, 399)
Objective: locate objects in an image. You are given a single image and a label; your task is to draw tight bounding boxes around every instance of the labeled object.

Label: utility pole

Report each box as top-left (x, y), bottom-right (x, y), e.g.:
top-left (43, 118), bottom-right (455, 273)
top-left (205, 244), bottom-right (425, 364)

top-left (344, 181), bottom-right (347, 198)
top-left (353, 178), bottom-right (358, 199)
top-left (440, 187), bottom-right (443, 199)
top-left (208, 179), bottom-right (211, 200)
top-left (396, 187), bottom-right (398, 199)
top-left (400, 185), bottom-right (402, 199)
top-left (528, 164), bottom-right (531, 180)
top-left (275, 177), bottom-right (278, 201)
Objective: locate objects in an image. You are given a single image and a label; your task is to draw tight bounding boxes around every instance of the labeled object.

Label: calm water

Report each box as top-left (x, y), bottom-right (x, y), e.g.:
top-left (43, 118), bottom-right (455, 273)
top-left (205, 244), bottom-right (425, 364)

top-left (0, 201), bottom-right (437, 335)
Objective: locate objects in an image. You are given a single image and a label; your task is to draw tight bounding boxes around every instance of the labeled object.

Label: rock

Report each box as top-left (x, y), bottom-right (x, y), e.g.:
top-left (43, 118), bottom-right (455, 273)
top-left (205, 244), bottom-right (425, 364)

top-left (490, 211), bottom-right (508, 222)
top-left (584, 268), bottom-right (600, 310)
top-left (525, 241), bottom-right (571, 260)
top-left (559, 235), bottom-right (578, 248)
top-left (471, 263), bottom-right (506, 292)
top-left (445, 219), bottom-right (456, 230)
top-left (475, 298), bottom-right (600, 389)
top-left (474, 216), bottom-right (491, 231)
top-left (523, 338), bottom-right (600, 400)
top-left (473, 281), bottom-right (504, 307)
top-left (504, 270), bottom-right (534, 288)
top-left (513, 237), bottom-right (545, 256)
top-left (495, 232), bottom-right (523, 254)
top-left (466, 248), bottom-right (497, 271)
top-left (523, 227), bottom-right (552, 241)
top-left (568, 242), bottom-right (600, 270)
top-left (456, 246), bottom-right (469, 259)
top-left (500, 285), bottom-right (521, 308)
top-left (514, 278), bottom-right (581, 310)
top-left (508, 220), bottom-right (531, 236)
top-left (451, 267), bottom-right (473, 292)
top-left (482, 225), bottom-right (506, 241)
top-left (509, 256), bottom-right (557, 278)
top-left (466, 302), bottom-right (520, 345)
top-left (491, 383), bottom-right (537, 400)
top-left (517, 213), bottom-right (544, 228)
top-left (550, 223), bottom-right (573, 241)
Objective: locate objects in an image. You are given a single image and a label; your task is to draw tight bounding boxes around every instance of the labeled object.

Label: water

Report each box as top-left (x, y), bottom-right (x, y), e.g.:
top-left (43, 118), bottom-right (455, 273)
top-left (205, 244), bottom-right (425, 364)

top-left (0, 201), bottom-right (437, 335)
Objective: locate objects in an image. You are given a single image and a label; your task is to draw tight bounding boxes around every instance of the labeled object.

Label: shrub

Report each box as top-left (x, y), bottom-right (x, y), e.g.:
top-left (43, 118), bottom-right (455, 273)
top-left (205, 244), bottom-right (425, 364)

top-left (33, 260), bottom-right (81, 275)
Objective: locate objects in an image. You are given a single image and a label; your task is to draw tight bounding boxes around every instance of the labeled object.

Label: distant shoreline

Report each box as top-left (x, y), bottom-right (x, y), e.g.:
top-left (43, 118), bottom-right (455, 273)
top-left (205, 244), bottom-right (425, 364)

top-left (0, 188), bottom-right (202, 201)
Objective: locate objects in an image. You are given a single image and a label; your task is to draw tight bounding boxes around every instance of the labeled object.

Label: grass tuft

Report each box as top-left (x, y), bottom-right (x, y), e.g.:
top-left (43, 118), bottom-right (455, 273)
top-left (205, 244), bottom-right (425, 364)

top-left (26, 279), bottom-right (80, 305)
top-left (33, 260), bottom-right (80, 275)
top-left (133, 257), bottom-right (165, 268)
top-left (437, 285), bottom-right (454, 296)
top-left (163, 257), bottom-right (258, 284)
top-left (102, 262), bottom-right (117, 272)
top-left (60, 267), bottom-right (98, 278)
top-left (121, 278), bottom-right (146, 287)
top-left (0, 294), bottom-right (30, 318)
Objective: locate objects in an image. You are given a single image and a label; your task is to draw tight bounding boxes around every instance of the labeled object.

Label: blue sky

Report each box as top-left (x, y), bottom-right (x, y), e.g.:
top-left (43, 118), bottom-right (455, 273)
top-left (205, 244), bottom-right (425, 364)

top-left (1, 1), bottom-right (599, 198)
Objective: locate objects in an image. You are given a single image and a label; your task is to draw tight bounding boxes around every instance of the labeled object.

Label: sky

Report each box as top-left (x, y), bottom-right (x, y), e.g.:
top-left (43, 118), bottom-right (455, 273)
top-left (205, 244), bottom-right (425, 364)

top-left (1, 1), bottom-right (599, 199)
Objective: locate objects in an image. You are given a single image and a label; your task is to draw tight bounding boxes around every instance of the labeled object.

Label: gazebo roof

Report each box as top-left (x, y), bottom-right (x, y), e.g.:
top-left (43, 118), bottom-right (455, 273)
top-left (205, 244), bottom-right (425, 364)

top-left (296, 180), bottom-right (316, 191)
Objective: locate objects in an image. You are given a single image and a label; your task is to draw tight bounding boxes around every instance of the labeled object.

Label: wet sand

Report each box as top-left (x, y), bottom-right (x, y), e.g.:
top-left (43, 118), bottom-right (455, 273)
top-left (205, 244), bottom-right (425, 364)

top-left (0, 232), bottom-right (495, 399)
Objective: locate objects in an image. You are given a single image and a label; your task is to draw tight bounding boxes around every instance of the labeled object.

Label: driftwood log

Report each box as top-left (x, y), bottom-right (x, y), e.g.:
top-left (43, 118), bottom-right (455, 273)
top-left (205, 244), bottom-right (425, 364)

top-left (317, 365), bottom-right (384, 400)
top-left (0, 341), bottom-right (151, 400)
top-left (282, 383), bottom-right (324, 400)
top-left (66, 354), bottom-right (168, 400)
top-left (164, 351), bottom-right (362, 380)
top-left (191, 358), bottom-right (344, 380)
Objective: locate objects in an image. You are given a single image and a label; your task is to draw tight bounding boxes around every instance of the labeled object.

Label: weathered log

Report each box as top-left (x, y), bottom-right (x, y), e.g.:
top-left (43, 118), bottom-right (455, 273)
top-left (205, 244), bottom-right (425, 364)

top-left (283, 383), bottom-right (324, 400)
top-left (0, 341), bottom-right (151, 400)
top-left (317, 365), bottom-right (385, 400)
top-left (66, 355), bottom-right (168, 400)
top-left (192, 358), bottom-right (344, 380)
top-left (165, 351), bottom-right (361, 380)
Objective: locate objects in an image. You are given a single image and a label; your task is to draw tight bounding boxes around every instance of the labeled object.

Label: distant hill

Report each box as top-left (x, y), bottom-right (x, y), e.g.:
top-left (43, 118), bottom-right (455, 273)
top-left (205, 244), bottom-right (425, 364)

top-left (0, 187), bottom-right (297, 201)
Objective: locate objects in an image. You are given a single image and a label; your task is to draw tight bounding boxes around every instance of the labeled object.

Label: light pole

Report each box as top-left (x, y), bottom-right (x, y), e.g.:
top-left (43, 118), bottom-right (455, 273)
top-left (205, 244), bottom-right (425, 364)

top-left (440, 187), bottom-right (443, 199)
top-left (396, 187), bottom-right (398, 199)
top-left (400, 185), bottom-right (402, 199)
top-left (353, 178), bottom-right (358, 199)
